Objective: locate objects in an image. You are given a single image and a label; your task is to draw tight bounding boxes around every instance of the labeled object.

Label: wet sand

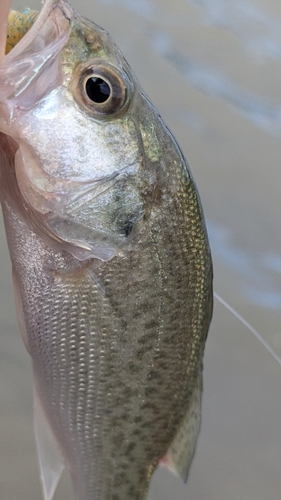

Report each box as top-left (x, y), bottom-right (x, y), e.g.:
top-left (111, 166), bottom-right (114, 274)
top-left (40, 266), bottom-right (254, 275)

top-left (1, 0), bottom-right (281, 498)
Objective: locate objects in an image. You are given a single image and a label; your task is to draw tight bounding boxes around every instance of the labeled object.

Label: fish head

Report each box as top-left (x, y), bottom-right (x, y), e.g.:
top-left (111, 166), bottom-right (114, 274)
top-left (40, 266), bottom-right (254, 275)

top-left (0, 0), bottom-right (162, 262)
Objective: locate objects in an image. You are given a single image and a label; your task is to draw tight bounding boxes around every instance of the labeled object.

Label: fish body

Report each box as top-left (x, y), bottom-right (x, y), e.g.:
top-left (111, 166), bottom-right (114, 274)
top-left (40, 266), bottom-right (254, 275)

top-left (0, 1), bottom-right (212, 499)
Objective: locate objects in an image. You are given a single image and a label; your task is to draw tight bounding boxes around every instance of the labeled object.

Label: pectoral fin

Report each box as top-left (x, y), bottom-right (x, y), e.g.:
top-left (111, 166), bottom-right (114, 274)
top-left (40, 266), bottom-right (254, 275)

top-left (160, 373), bottom-right (202, 482)
top-left (34, 386), bottom-right (65, 500)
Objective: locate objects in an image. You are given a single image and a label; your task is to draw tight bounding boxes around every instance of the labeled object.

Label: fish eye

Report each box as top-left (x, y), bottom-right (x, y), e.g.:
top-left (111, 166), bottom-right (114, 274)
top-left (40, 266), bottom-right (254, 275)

top-left (85, 77), bottom-right (111, 103)
top-left (76, 63), bottom-right (130, 117)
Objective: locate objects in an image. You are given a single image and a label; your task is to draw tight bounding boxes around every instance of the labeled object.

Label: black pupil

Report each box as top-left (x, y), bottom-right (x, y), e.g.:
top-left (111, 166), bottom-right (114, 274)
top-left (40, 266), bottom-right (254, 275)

top-left (86, 77), bottom-right (111, 103)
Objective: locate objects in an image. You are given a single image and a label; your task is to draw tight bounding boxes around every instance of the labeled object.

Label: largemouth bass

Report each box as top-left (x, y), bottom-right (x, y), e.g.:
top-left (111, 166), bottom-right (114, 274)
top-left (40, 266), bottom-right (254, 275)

top-left (0, 1), bottom-right (213, 499)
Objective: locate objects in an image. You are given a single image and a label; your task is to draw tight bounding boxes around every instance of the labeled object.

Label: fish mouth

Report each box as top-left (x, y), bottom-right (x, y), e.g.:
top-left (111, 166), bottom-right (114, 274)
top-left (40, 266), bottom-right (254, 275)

top-left (0, 0), bottom-right (73, 63)
top-left (0, 1), bottom-right (73, 125)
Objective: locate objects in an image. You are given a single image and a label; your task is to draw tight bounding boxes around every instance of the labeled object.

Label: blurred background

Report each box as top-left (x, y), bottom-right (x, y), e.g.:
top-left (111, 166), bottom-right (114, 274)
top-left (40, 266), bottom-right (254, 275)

top-left (1, 0), bottom-right (281, 498)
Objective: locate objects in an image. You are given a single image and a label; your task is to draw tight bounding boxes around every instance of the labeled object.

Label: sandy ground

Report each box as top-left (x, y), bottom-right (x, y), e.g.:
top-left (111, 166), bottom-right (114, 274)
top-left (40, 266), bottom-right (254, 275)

top-left (1, 0), bottom-right (281, 498)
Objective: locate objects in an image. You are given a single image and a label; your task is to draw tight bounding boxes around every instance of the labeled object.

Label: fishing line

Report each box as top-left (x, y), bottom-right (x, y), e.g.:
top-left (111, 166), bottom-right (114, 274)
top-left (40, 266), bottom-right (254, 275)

top-left (214, 291), bottom-right (281, 367)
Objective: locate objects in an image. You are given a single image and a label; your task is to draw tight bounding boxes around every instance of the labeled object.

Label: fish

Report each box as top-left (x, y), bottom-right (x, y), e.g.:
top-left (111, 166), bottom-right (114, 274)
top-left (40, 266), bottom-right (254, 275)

top-left (0, 1), bottom-right (213, 500)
